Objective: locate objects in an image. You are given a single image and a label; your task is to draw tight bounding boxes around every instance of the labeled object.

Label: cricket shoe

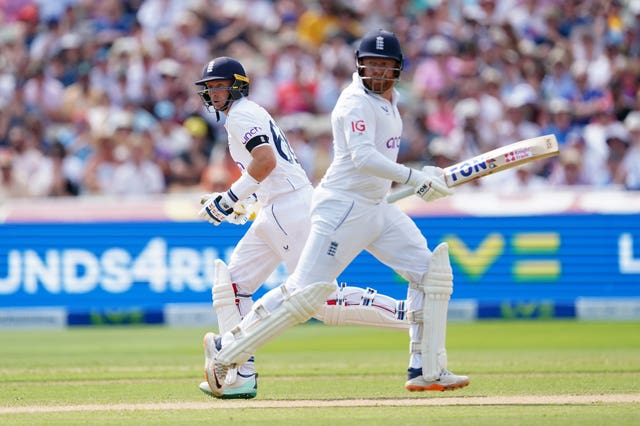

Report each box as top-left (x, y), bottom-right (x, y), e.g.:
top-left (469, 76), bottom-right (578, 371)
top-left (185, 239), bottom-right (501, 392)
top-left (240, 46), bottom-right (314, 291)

top-left (198, 372), bottom-right (258, 399)
top-left (202, 332), bottom-right (232, 397)
top-left (404, 367), bottom-right (470, 392)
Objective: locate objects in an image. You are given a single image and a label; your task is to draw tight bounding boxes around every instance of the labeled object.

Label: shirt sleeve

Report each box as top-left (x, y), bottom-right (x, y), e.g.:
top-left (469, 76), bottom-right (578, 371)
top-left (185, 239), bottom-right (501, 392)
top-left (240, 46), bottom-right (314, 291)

top-left (227, 109), bottom-right (270, 154)
top-left (341, 99), bottom-right (411, 184)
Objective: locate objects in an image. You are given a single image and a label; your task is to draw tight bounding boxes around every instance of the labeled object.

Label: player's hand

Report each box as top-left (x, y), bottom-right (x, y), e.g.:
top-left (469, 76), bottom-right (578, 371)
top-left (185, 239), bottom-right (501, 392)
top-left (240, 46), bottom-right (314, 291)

top-left (410, 166), bottom-right (453, 202)
top-left (226, 194), bottom-right (258, 225)
top-left (198, 192), bottom-right (235, 225)
top-left (199, 193), bottom-right (257, 226)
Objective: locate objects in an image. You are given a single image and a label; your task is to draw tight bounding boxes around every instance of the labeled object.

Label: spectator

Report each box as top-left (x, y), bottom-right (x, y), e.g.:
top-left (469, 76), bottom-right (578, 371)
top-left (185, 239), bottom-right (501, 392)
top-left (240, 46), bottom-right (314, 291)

top-left (569, 60), bottom-right (613, 125)
top-left (495, 162), bottom-right (548, 194)
top-left (498, 83), bottom-right (541, 145)
top-left (151, 100), bottom-right (191, 157)
top-left (0, 0), bottom-right (639, 198)
top-left (541, 49), bottom-right (578, 102)
top-left (82, 126), bottom-right (120, 194)
top-left (60, 62), bottom-right (102, 122)
top-left (22, 62), bottom-right (66, 123)
top-left (0, 147), bottom-right (26, 198)
top-left (622, 111), bottom-right (640, 190)
top-left (168, 115), bottom-right (213, 189)
top-left (549, 146), bottom-right (590, 187)
top-left (110, 133), bottom-right (165, 195)
top-left (412, 35), bottom-right (459, 100)
top-left (29, 140), bottom-right (81, 197)
top-left (541, 98), bottom-right (583, 147)
top-left (275, 61), bottom-right (317, 115)
top-left (604, 121), bottom-right (631, 186)
top-left (6, 125), bottom-right (46, 196)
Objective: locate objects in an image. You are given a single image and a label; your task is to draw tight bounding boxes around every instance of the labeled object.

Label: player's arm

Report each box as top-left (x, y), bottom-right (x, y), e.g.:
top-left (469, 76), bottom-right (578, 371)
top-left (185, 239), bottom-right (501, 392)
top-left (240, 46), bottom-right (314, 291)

top-left (199, 133), bottom-right (274, 226)
top-left (244, 144), bottom-right (276, 182)
top-left (342, 104), bottom-right (451, 202)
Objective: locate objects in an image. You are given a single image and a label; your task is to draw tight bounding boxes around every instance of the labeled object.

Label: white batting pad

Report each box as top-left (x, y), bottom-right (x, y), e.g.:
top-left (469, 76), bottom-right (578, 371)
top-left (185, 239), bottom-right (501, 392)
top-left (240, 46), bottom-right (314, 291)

top-left (212, 259), bottom-right (242, 335)
top-left (421, 242), bottom-right (453, 380)
top-left (215, 281), bottom-right (337, 365)
top-left (211, 259), bottom-right (242, 385)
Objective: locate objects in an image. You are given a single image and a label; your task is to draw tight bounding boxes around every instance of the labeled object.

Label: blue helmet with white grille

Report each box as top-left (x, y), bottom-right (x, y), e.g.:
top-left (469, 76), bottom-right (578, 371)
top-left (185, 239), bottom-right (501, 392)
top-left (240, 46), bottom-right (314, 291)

top-left (195, 57), bottom-right (249, 117)
top-left (355, 29), bottom-right (404, 93)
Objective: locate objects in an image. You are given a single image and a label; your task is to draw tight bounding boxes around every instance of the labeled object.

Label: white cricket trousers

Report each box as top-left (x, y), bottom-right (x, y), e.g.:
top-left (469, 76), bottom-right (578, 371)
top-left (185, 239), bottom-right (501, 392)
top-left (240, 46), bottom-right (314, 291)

top-left (227, 185), bottom-right (313, 302)
top-left (286, 186), bottom-right (434, 292)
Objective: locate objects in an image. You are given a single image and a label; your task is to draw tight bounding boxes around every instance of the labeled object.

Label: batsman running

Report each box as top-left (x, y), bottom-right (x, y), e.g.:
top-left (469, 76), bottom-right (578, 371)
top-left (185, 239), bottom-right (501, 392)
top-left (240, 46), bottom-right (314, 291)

top-left (195, 57), bottom-right (408, 399)
top-left (202, 29), bottom-right (469, 396)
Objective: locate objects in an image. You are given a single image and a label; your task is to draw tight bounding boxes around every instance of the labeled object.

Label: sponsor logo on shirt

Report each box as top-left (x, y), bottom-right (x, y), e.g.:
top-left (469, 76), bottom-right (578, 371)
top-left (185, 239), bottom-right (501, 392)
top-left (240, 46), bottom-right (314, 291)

top-left (386, 136), bottom-right (401, 148)
top-left (242, 126), bottom-right (262, 143)
top-left (350, 120), bottom-right (366, 132)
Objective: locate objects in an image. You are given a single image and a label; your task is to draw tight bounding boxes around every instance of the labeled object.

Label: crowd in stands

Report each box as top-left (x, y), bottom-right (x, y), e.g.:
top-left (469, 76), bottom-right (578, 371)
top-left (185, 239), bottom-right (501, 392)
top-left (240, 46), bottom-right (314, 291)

top-left (1, 0), bottom-right (639, 200)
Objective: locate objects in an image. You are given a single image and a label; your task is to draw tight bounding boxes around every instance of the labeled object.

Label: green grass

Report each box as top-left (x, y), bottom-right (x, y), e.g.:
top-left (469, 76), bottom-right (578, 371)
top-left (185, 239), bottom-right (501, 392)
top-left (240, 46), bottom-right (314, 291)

top-left (0, 321), bottom-right (639, 425)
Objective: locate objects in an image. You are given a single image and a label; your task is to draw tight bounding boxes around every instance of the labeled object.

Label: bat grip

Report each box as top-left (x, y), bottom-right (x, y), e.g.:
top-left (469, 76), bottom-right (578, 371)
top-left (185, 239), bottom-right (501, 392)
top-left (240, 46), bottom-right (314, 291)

top-left (386, 187), bottom-right (414, 203)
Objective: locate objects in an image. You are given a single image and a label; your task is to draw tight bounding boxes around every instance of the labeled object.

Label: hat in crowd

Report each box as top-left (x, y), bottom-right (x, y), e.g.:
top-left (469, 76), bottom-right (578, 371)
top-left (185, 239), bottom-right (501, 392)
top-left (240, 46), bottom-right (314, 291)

top-left (624, 111), bottom-right (640, 133)
top-left (425, 35), bottom-right (450, 55)
top-left (59, 33), bottom-right (82, 50)
top-left (480, 67), bottom-right (502, 85)
top-left (559, 147), bottom-right (583, 166)
top-left (571, 60), bottom-right (588, 78)
top-left (184, 116), bottom-right (208, 138)
top-left (154, 100), bottom-right (175, 119)
top-left (110, 36), bottom-right (137, 56)
top-left (462, 4), bottom-right (486, 22)
top-left (111, 110), bottom-right (133, 131)
top-left (504, 83), bottom-right (538, 108)
top-left (17, 4), bottom-right (39, 23)
top-left (157, 58), bottom-right (181, 78)
top-left (548, 98), bottom-right (572, 115)
top-left (428, 137), bottom-right (456, 159)
top-left (454, 98), bottom-right (480, 120)
top-left (605, 121), bottom-right (630, 146)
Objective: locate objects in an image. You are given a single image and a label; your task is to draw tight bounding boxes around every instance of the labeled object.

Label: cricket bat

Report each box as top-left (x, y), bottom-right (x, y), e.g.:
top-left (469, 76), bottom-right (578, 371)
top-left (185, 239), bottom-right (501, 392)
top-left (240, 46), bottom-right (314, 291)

top-left (387, 134), bottom-right (559, 203)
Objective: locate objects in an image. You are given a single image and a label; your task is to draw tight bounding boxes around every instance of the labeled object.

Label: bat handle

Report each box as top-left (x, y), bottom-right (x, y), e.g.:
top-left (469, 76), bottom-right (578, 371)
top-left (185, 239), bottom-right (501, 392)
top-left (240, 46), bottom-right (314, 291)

top-left (386, 187), bottom-right (414, 203)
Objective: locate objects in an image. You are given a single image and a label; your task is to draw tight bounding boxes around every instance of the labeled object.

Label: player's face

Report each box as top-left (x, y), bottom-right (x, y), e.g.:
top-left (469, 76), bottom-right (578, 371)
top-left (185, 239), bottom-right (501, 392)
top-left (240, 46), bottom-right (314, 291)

top-left (360, 57), bottom-right (399, 94)
top-left (205, 80), bottom-right (232, 109)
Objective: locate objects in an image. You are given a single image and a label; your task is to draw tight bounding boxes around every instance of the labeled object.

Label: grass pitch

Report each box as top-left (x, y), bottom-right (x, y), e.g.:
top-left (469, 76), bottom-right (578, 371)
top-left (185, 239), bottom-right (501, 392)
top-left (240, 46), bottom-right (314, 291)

top-left (0, 321), bottom-right (639, 425)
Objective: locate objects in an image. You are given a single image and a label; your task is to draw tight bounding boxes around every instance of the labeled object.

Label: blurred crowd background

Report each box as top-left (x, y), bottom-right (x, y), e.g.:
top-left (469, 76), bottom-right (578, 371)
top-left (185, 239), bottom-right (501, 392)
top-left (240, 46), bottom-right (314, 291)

top-left (1, 0), bottom-right (639, 200)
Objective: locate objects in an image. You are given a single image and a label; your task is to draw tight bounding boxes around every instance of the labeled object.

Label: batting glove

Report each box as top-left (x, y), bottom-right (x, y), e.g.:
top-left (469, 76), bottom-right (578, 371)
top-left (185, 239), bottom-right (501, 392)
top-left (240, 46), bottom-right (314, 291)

top-left (408, 166), bottom-right (453, 202)
top-left (198, 192), bottom-right (235, 226)
top-left (199, 193), bottom-right (258, 226)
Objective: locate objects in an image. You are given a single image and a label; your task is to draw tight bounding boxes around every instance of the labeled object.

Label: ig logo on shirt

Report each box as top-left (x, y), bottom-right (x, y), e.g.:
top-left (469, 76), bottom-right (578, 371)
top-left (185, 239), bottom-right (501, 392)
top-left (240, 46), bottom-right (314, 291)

top-left (351, 120), bottom-right (366, 132)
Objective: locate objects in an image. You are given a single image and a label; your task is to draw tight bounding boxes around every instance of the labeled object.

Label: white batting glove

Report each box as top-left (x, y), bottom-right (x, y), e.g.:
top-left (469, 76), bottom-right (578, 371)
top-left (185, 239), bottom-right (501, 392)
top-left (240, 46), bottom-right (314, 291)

top-left (199, 193), bottom-right (257, 226)
top-left (227, 193), bottom-right (259, 225)
top-left (198, 192), bottom-right (235, 226)
top-left (408, 166), bottom-right (453, 202)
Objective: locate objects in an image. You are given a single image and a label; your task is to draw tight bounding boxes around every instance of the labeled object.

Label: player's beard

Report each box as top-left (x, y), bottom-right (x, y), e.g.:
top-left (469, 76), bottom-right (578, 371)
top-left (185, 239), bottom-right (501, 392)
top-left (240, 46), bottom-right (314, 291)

top-left (364, 77), bottom-right (395, 94)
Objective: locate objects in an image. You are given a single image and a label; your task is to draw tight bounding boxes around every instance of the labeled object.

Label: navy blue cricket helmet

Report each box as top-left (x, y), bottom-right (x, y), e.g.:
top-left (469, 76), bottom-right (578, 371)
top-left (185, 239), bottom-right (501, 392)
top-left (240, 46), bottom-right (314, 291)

top-left (355, 29), bottom-right (404, 93)
top-left (356, 29), bottom-right (404, 63)
top-left (356, 29), bottom-right (403, 68)
top-left (195, 57), bottom-right (249, 115)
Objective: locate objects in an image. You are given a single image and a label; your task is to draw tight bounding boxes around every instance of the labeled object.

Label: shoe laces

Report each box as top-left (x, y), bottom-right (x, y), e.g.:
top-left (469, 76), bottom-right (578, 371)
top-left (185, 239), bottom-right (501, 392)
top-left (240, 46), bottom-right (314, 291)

top-left (215, 363), bottom-right (230, 384)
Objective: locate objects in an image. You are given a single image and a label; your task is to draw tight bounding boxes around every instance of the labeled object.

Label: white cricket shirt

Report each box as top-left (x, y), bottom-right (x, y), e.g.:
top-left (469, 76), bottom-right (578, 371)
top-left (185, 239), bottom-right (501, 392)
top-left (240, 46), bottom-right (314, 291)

top-left (224, 97), bottom-right (311, 204)
top-left (319, 73), bottom-right (409, 203)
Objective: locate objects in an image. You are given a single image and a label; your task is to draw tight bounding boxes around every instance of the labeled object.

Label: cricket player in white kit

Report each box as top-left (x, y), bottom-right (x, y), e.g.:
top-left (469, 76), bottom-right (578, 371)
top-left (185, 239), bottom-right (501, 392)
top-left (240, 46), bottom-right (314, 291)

top-left (195, 57), bottom-right (408, 399)
top-left (203, 31), bottom-right (470, 395)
